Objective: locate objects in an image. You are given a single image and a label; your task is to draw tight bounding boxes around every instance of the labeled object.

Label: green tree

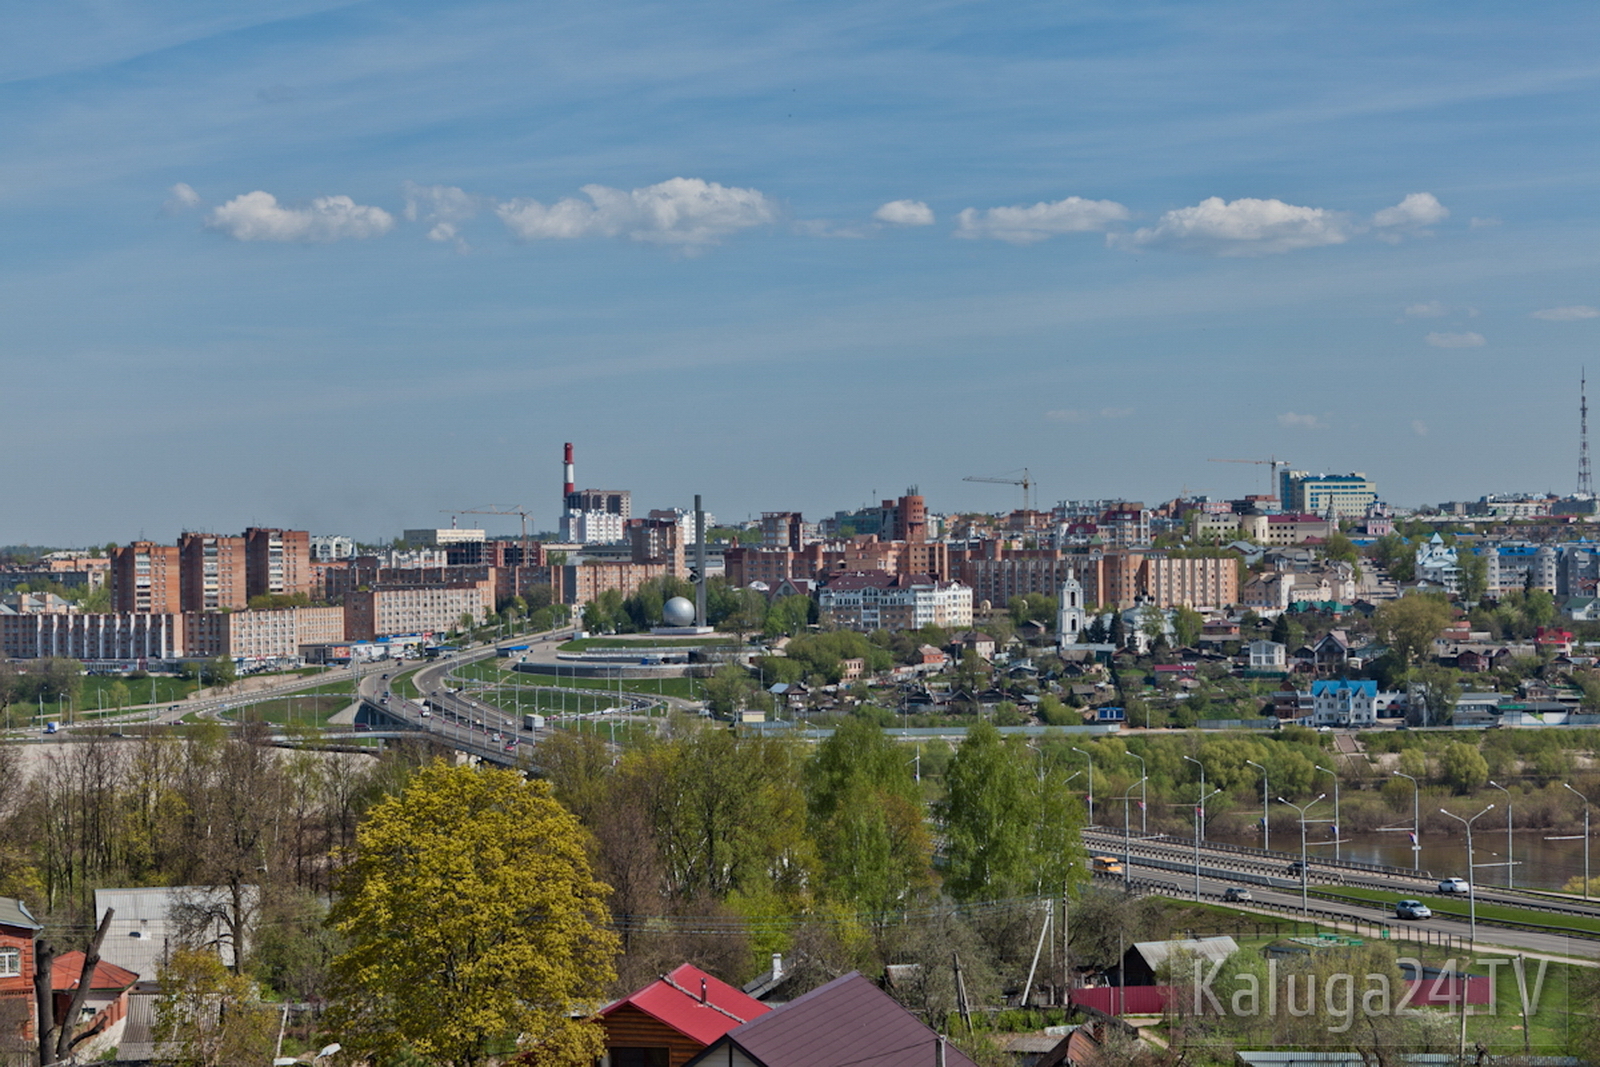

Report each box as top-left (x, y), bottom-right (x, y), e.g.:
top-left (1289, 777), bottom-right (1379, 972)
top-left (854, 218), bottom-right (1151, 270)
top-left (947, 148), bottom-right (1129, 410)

top-left (1171, 606), bottom-right (1204, 649)
top-left (154, 948), bottom-right (277, 1067)
top-left (1438, 742), bottom-right (1489, 794)
top-left (327, 762), bottom-right (619, 1067)
top-left (1408, 662), bottom-right (1461, 726)
top-left (1373, 593), bottom-right (1451, 668)
top-left (806, 719), bottom-right (932, 922)
top-left (1456, 547), bottom-right (1488, 605)
top-left (702, 662), bottom-right (757, 717)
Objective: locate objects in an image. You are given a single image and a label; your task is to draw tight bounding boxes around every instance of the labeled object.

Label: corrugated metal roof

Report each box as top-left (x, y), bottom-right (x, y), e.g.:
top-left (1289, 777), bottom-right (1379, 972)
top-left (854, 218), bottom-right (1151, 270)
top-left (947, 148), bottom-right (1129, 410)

top-left (1131, 935), bottom-right (1239, 971)
top-left (0, 897), bottom-right (41, 932)
top-left (602, 963), bottom-right (771, 1047)
top-left (695, 972), bottom-right (979, 1067)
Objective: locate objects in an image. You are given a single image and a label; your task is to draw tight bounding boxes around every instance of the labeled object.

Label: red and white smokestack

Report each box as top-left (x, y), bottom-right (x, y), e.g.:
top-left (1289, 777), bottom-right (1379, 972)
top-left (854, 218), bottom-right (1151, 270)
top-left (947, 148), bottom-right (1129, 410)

top-left (563, 442), bottom-right (575, 498)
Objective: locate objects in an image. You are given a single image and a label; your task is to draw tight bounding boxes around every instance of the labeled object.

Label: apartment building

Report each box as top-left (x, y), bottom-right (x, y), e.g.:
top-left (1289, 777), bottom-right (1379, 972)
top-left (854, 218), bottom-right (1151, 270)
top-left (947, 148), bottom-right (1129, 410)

top-left (554, 561), bottom-right (667, 606)
top-left (245, 527), bottom-right (311, 600)
top-left (343, 580), bottom-right (493, 641)
top-left (110, 542), bottom-right (181, 614)
top-left (184, 607), bottom-right (346, 661)
top-left (0, 612), bottom-right (183, 662)
top-left (1278, 471), bottom-right (1378, 519)
top-left (1139, 554), bottom-right (1238, 609)
top-left (816, 571), bottom-right (973, 632)
top-left (178, 532), bottom-right (248, 611)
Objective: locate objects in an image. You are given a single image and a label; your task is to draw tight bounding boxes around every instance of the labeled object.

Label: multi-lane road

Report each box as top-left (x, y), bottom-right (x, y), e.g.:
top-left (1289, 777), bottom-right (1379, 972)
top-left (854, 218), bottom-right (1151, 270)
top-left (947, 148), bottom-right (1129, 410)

top-left (1088, 828), bottom-right (1600, 959)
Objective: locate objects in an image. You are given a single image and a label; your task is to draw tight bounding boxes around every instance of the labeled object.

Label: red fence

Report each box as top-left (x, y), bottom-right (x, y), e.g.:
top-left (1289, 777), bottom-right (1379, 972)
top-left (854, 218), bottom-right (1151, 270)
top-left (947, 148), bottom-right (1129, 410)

top-left (1069, 986), bottom-right (1172, 1014)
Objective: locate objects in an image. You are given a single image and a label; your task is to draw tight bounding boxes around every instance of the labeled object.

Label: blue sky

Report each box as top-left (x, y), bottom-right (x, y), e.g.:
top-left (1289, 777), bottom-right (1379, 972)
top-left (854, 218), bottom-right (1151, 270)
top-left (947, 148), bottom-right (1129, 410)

top-left (6, 0), bottom-right (1600, 544)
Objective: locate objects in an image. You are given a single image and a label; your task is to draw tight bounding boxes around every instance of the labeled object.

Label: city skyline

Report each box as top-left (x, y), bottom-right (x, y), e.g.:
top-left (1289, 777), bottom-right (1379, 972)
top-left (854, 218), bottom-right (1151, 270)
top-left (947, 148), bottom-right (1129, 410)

top-left (6, 1), bottom-right (1600, 544)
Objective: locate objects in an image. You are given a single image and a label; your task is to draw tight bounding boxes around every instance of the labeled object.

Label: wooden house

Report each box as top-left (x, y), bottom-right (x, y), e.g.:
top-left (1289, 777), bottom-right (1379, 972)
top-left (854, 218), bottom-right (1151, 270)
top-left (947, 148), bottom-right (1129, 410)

top-left (599, 963), bottom-right (771, 1067)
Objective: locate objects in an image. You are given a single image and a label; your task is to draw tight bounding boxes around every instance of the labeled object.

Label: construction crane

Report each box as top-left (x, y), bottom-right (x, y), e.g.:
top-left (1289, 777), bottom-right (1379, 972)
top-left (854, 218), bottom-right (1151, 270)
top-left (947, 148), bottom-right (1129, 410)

top-left (1207, 456), bottom-right (1289, 496)
top-left (439, 506), bottom-right (536, 584)
top-left (964, 468), bottom-right (1033, 512)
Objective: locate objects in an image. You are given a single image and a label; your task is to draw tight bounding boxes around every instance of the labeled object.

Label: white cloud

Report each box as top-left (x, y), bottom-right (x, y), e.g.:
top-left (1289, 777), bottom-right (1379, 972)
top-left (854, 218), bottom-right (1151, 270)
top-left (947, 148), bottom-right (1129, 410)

top-left (1412, 420), bottom-right (1429, 437)
top-left (1277, 411), bottom-right (1327, 429)
top-left (206, 191), bottom-right (395, 242)
top-left (1425, 331), bottom-right (1486, 348)
top-left (1112, 197), bottom-right (1351, 256)
top-left (1372, 192), bottom-right (1448, 230)
top-left (1404, 301), bottom-right (1448, 318)
top-left (954, 196), bottom-right (1129, 244)
top-left (163, 182), bottom-right (201, 213)
top-left (403, 182), bottom-right (479, 248)
top-left (874, 200), bottom-right (934, 227)
top-left (1533, 305), bottom-right (1600, 321)
top-left (496, 177), bottom-right (776, 247)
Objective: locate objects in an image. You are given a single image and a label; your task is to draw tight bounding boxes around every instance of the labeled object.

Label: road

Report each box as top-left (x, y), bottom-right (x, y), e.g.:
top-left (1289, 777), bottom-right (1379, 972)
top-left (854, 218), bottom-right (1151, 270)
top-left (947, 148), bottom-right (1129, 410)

top-left (1088, 829), bottom-right (1600, 960)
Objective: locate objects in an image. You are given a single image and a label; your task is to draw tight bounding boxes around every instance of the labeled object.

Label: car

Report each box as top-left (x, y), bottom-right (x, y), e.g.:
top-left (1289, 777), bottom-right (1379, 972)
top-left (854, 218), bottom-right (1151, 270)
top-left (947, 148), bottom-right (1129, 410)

top-left (1395, 899), bottom-right (1432, 920)
top-left (1222, 887), bottom-right (1253, 902)
top-left (1286, 860), bottom-right (1307, 875)
top-left (1438, 877), bottom-right (1470, 894)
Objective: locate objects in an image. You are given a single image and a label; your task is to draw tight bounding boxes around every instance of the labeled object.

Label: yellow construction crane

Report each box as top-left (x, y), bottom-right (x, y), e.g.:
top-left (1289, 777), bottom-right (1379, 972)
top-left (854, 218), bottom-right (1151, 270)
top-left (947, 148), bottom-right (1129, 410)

top-left (1207, 456), bottom-right (1289, 495)
top-left (964, 468), bottom-right (1033, 512)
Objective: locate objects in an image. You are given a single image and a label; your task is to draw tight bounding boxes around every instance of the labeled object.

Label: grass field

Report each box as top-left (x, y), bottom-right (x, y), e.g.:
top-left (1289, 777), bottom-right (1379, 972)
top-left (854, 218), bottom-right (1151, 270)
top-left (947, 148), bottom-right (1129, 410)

top-left (452, 659), bottom-right (702, 700)
top-left (234, 694), bottom-right (353, 729)
top-left (461, 686), bottom-right (620, 716)
top-left (1174, 895), bottom-right (1583, 1053)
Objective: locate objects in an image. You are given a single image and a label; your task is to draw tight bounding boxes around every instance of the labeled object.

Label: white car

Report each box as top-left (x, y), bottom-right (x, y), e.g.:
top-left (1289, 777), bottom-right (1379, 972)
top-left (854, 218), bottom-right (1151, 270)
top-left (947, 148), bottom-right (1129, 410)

top-left (1438, 877), bottom-right (1470, 894)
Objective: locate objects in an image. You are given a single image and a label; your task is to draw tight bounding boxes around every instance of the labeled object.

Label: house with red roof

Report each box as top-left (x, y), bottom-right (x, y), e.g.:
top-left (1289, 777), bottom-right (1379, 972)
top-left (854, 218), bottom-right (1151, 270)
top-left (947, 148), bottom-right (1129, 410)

top-left (683, 972), bottom-right (978, 1067)
top-left (51, 950), bottom-right (139, 1049)
top-left (599, 963), bottom-right (771, 1067)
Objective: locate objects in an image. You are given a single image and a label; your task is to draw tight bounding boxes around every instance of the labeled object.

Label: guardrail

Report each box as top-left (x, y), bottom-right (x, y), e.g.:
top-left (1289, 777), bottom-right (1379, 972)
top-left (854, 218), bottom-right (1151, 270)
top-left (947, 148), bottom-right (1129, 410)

top-left (1098, 831), bottom-right (1433, 881)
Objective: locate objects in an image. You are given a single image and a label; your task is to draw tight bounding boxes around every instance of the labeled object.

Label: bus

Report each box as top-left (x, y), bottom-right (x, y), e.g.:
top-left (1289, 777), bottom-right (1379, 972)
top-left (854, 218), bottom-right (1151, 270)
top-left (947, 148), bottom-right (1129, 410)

top-left (1091, 855), bottom-right (1123, 875)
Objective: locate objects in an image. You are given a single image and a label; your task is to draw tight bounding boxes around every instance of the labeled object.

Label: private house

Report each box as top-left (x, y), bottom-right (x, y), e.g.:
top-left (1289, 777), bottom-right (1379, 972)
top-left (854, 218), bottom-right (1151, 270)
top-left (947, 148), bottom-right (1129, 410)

top-left (1312, 630), bottom-right (1350, 672)
top-left (1120, 936), bottom-right (1239, 988)
top-left (50, 951), bottom-right (138, 1053)
top-left (1310, 679), bottom-right (1378, 727)
top-left (0, 898), bottom-right (42, 1048)
top-left (684, 971), bottom-right (979, 1067)
top-left (599, 963), bottom-right (771, 1067)
top-left (1245, 639), bottom-right (1287, 672)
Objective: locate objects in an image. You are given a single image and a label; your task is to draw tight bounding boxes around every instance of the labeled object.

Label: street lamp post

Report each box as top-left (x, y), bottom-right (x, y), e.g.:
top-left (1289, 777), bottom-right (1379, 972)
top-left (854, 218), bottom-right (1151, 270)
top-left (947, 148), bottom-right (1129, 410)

top-left (1072, 747), bottom-right (1095, 826)
top-left (1394, 770), bottom-right (1421, 870)
top-left (1488, 780), bottom-right (1513, 889)
top-left (1564, 783), bottom-right (1591, 900)
top-left (1438, 804), bottom-right (1495, 948)
top-left (1183, 755), bottom-right (1207, 841)
top-left (1246, 759), bottom-right (1269, 853)
top-left (1278, 794), bottom-right (1326, 916)
top-left (1193, 787), bottom-right (1221, 900)
top-left (1120, 777), bottom-right (1147, 889)
top-left (1125, 751), bottom-right (1147, 834)
top-left (1316, 764), bottom-right (1342, 862)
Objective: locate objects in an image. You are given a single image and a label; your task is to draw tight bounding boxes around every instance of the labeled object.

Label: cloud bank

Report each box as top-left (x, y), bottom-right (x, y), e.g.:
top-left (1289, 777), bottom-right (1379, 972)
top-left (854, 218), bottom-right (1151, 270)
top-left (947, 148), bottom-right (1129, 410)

top-left (874, 200), bottom-right (934, 226)
top-left (403, 182), bottom-right (479, 244)
top-left (1533, 305), bottom-right (1600, 321)
top-left (496, 178), bottom-right (776, 246)
top-left (1112, 197), bottom-right (1351, 255)
top-left (955, 196), bottom-right (1129, 243)
top-left (1372, 192), bottom-right (1448, 230)
top-left (207, 191), bottom-right (395, 242)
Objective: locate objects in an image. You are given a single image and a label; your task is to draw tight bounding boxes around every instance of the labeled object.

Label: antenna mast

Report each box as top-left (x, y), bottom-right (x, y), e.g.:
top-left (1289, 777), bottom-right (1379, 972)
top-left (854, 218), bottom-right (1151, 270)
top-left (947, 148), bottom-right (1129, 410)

top-left (1582, 369), bottom-right (1594, 498)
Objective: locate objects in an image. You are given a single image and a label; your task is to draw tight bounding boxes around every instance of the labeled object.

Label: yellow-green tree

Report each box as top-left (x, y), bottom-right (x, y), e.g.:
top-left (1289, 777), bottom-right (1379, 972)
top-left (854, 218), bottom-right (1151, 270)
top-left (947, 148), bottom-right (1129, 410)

top-left (327, 761), bottom-right (619, 1067)
top-left (153, 948), bottom-right (277, 1067)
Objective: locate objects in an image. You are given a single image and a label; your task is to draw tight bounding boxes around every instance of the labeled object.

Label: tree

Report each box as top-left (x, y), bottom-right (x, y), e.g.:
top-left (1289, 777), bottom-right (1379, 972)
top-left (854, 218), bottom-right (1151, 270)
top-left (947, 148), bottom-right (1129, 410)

top-left (327, 762), bottom-right (619, 1067)
top-left (1373, 593), bottom-right (1451, 668)
top-left (1408, 662), bottom-right (1461, 727)
top-left (806, 719), bottom-right (932, 924)
top-left (1456, 548), bottom-right (1488, 605)
top-left (1438, 742), bottom-right (1489, 794)
top-left (154, 948), bottom-right (277, 1067)
top-left (1171, 606), bottom-right (1203, 649)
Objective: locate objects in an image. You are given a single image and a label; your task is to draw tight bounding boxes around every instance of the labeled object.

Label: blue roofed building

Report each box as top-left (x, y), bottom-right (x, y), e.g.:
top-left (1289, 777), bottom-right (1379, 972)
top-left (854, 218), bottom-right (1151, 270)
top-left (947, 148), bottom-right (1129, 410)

top-left (1310, 679), bottom-right (1378, 727)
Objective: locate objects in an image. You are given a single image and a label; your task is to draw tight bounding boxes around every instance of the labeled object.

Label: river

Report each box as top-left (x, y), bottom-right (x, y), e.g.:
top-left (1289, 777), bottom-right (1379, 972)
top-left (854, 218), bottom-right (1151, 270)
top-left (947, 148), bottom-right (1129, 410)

top-left (1211, 828), bottom-right (1595, 892)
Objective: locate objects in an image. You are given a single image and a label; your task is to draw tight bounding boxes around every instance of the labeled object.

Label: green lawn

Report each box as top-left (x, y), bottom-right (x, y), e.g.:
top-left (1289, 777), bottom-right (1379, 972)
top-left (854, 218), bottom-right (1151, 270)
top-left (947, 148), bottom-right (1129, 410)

top-left (461, 687), bottom-right (618, 716)
top-left (233, 694), bottom-right (353, 729)
top-left (390, 669), bottom-right (422, 699)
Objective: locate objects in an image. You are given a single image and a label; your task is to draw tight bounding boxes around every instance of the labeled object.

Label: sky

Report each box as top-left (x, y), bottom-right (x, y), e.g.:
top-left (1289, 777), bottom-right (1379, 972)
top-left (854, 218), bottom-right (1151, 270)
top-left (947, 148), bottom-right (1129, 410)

top-left (6, 0), bottom-right (1600, 545)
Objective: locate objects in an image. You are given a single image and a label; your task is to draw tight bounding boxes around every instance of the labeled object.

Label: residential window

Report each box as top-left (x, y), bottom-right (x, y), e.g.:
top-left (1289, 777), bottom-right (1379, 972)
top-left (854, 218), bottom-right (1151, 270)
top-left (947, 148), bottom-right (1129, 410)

top-left (0, 946), bottom-right (20, 977)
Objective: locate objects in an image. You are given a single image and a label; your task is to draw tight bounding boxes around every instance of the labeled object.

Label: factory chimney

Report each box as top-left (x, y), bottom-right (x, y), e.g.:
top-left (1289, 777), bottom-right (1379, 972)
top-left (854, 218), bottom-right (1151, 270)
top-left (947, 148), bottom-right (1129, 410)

top-left (563, 442), bottom-right (576, 503)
